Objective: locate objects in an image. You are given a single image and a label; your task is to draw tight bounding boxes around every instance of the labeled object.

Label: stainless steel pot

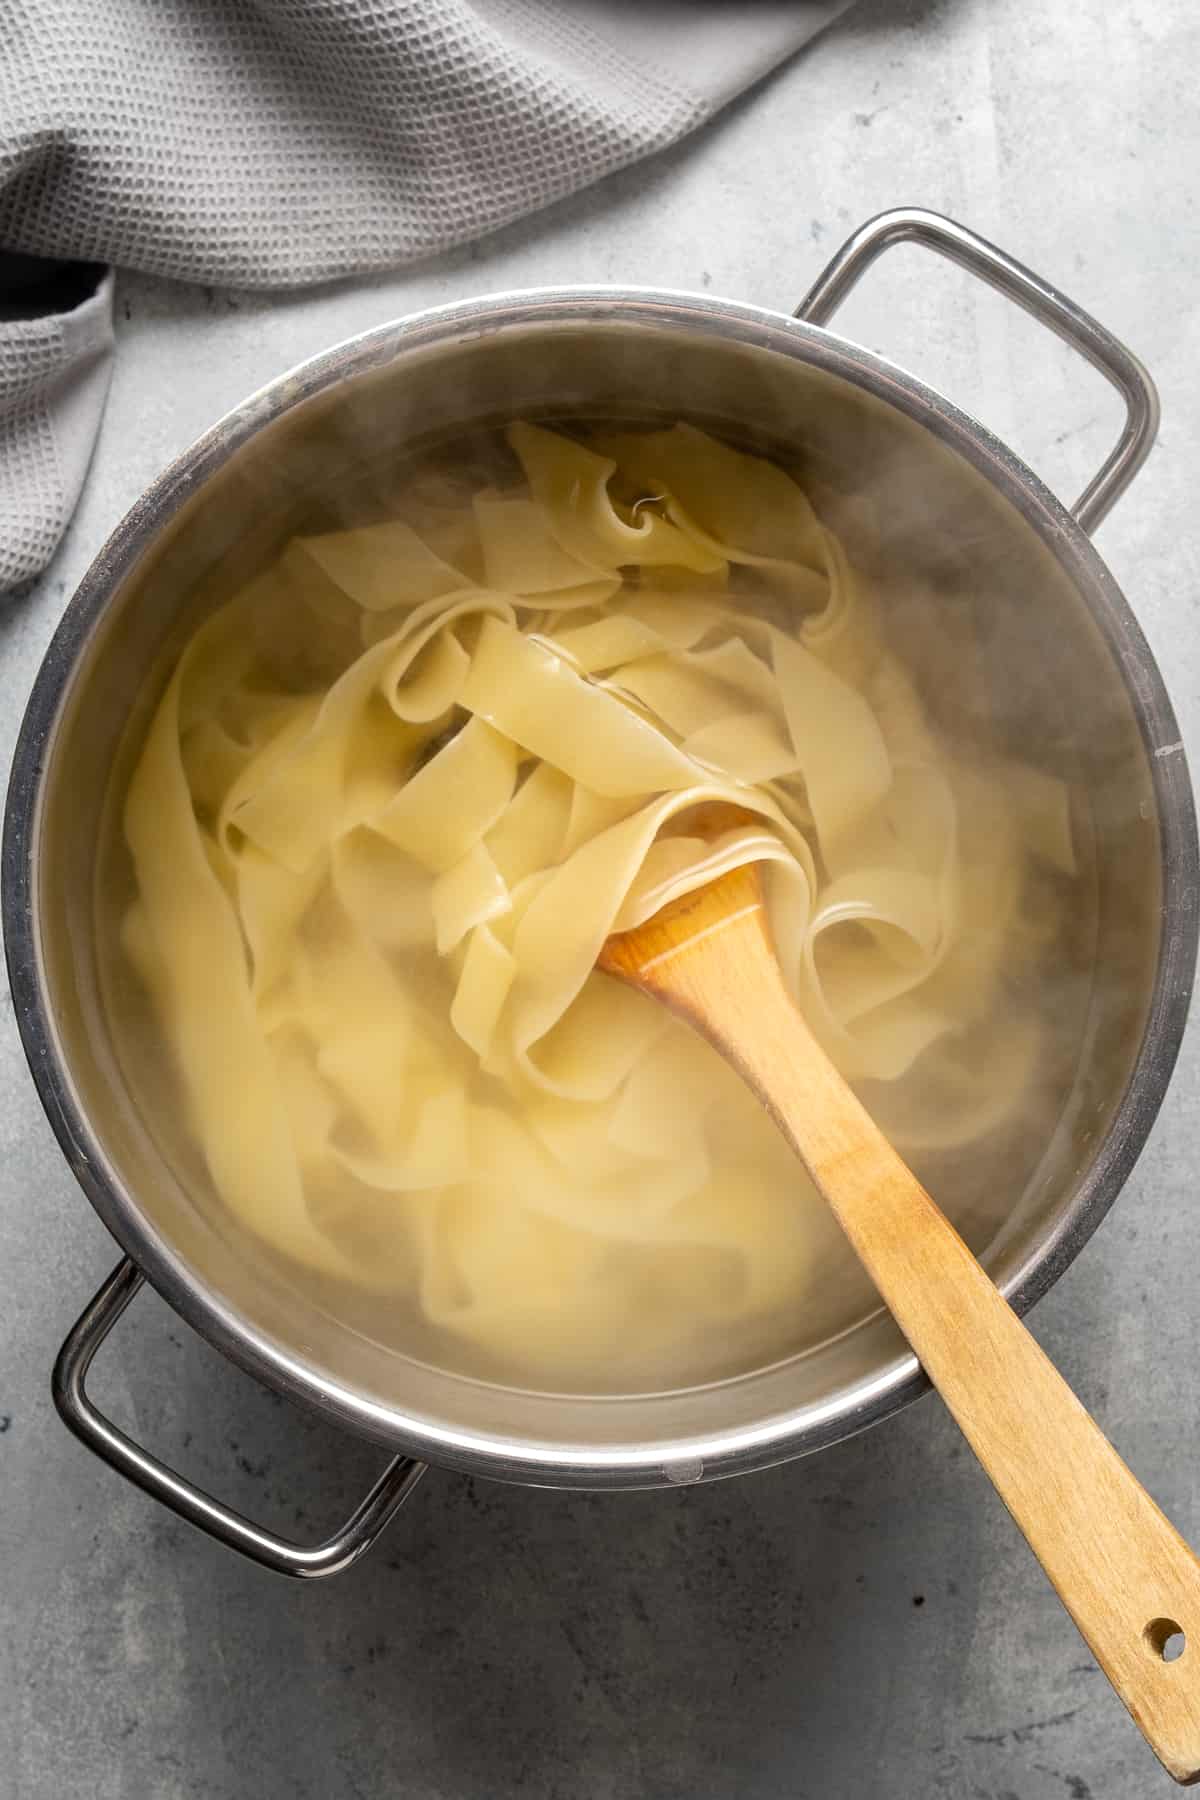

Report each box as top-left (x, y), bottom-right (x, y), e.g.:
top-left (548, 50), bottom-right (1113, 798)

top-left (6, 209), bottom-right (1196, 1578)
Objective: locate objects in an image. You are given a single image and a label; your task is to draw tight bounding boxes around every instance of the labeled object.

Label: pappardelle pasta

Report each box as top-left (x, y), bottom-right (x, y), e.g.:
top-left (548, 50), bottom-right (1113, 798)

top-left (112, 422), bottom-right (1076, 1389)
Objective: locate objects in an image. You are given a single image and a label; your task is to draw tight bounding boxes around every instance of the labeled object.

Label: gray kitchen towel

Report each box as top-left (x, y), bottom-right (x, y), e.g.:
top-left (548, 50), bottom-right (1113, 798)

top-left (0, 265), bottom-right (115, 591)
top-left (0, 0), bottom-right (851, 591)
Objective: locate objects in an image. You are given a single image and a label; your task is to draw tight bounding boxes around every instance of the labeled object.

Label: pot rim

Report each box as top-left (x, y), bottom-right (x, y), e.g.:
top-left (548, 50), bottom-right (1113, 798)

top-left (6, 282), bottom-right (1197, 1487)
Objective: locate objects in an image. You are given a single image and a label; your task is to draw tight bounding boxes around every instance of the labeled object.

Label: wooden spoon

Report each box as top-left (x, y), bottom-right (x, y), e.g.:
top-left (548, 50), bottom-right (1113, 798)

top-left (600, 854), bottom-right (1200, 1785)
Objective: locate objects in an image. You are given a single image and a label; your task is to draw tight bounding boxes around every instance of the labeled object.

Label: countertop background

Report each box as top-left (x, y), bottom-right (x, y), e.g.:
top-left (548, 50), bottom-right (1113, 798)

top-left (3, 2), bottom-right (1198, 1796)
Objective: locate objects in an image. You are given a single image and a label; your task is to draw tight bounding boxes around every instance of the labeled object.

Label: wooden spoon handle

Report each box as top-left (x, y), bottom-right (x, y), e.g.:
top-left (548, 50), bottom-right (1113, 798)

top-left (640, 878), bottom-right (1200, 1785)
top-left (815, 1125), bottom-right (1200, 1788)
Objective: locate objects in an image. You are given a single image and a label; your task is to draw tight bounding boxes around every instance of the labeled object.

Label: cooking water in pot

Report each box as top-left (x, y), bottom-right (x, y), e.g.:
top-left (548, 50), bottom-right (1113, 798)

top-left (96, 419), bottom-right (1087, 1394)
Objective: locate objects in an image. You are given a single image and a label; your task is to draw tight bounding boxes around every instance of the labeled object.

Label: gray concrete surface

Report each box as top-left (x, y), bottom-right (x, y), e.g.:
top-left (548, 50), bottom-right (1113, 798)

top-left (3, 2), bottom-right (1199, 1795)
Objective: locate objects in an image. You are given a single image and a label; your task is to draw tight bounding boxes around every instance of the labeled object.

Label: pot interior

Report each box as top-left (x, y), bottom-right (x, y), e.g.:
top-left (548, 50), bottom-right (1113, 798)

top-left (28, 301), bottom-right (1173, 1481)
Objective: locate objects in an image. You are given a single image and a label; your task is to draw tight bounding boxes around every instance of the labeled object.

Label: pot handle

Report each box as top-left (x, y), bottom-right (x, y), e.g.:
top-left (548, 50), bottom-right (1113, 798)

top-left (53, 1257), bottom-right (427, 1578)
top-left (794, 207), bottom-right (1159, 534)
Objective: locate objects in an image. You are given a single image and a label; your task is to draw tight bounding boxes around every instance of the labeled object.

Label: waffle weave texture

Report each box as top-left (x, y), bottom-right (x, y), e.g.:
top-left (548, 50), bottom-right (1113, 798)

top-left (0, 0), bottom-right (847, 587)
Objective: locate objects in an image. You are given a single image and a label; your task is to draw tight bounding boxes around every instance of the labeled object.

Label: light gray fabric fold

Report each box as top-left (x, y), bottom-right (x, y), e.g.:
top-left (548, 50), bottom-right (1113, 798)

top-left (0, 270), bottom-right (114, 591)
top-left (0, 0), bottom-right (850, 591)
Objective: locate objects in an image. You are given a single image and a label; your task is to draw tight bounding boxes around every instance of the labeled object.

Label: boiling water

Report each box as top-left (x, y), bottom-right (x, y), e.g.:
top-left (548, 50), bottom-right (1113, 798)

top-left (95, 420), bottom-right (1090, 1395)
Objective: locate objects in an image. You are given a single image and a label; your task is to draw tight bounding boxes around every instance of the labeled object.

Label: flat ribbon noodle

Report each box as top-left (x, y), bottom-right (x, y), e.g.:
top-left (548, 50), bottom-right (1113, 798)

top-left (118, 423), bottom-right (1074, 1383)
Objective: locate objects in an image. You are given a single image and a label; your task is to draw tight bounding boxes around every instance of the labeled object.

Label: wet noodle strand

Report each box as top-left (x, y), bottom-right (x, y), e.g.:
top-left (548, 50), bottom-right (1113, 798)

top-left (118, 423), bottom-right (1075, 1383)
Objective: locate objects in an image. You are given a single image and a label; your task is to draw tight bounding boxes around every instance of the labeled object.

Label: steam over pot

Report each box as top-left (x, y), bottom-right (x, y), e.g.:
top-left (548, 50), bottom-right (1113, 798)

top-left (6, 210), bottom-right (1196, 1577)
